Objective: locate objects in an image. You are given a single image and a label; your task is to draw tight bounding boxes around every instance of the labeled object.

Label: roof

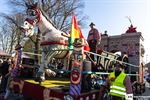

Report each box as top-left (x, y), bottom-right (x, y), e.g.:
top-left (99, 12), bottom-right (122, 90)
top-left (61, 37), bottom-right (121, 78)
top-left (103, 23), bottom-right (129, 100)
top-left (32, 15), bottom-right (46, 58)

top-left (0, 50), bottom-right (10, 56)
top-left (11, 52), bottom-right (30, 58)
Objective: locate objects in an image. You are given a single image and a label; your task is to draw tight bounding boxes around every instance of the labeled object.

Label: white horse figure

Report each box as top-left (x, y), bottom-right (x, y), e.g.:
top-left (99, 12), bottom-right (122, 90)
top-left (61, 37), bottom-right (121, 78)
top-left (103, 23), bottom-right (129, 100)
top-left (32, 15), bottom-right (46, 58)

top-left (20, 3), bottom-right (69, 82)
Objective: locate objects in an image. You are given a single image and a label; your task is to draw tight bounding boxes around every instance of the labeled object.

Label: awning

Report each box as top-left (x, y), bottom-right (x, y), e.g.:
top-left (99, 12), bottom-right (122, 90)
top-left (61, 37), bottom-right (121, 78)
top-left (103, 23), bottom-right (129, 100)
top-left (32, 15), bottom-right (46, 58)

top-left (0, 50), bottom-right (10, 56)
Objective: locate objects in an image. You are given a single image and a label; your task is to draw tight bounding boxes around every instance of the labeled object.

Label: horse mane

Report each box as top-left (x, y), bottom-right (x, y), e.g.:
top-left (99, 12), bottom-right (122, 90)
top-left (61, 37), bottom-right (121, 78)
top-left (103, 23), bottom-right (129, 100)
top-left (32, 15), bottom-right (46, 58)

top-left (39, 7), bottom-right (58, 29)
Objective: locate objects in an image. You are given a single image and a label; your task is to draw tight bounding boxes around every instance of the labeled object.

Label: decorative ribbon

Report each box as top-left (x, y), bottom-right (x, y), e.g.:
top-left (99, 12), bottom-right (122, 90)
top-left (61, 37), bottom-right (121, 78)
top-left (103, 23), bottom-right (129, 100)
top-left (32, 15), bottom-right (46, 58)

top-left (12, 48), bottom-right (22, 78)
top-left (40, 41), bottom-right (68, 46)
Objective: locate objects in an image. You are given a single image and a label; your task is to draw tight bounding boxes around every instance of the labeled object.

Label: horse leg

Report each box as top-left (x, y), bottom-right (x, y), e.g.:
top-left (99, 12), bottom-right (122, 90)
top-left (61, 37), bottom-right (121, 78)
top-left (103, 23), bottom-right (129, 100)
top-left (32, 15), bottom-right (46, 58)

top-left (35, 51), bottom-right (46, 82)
top-left (45, 51), bottom-right (57, 77)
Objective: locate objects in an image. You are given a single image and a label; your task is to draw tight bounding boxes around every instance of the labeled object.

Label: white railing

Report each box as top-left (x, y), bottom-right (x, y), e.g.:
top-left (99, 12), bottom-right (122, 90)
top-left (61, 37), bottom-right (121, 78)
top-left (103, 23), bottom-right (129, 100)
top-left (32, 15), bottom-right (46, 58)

top-left (133, 96), bottom-right (150, 100)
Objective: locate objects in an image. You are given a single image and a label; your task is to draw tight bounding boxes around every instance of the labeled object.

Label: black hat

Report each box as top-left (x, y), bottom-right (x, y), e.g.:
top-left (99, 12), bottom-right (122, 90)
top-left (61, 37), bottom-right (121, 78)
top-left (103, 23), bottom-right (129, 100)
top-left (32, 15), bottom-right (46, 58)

top-left (89, 22), bottom-right (95, 26)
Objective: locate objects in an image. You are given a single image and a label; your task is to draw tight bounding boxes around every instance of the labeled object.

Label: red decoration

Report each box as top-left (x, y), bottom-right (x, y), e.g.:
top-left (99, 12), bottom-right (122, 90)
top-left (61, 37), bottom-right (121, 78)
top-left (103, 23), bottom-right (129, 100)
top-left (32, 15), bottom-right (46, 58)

top-left (126, 24), bottom-right (137, 33)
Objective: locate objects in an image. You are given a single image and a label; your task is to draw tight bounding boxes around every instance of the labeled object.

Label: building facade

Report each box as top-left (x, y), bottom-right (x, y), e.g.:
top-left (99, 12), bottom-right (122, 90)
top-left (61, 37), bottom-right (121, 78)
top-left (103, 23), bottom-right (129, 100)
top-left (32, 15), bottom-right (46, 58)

top-left (98, 24), bottom-right (145, 72)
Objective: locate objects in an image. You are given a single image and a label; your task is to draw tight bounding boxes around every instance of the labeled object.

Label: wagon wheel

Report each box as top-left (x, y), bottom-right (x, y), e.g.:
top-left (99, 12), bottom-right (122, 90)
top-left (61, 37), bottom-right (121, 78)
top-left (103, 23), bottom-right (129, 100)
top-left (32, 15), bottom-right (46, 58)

top-left (122, 55), bottom-right (129, 73)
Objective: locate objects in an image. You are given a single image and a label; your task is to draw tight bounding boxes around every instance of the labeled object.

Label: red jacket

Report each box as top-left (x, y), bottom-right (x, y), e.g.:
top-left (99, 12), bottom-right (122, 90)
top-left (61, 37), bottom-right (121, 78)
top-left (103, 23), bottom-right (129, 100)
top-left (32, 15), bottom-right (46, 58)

top-left (87, 28), bottom-right (101, 42)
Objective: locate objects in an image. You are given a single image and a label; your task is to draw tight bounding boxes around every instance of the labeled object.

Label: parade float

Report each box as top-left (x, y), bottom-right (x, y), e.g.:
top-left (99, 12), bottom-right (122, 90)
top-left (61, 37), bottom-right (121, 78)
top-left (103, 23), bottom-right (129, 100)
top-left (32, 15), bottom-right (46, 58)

top-left (1, 2), bottom-right (145, 100)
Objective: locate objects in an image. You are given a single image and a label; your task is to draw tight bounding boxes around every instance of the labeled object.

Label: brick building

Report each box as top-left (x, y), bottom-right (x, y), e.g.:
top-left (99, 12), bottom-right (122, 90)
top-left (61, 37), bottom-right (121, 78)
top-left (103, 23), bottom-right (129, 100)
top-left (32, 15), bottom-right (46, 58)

top-left (98, 24), bottom-right (145, 73)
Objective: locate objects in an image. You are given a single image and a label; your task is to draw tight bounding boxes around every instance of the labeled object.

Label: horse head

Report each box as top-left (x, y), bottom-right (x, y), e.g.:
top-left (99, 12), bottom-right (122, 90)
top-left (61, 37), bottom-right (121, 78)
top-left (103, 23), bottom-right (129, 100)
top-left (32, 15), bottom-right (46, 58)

top-left (20, 3), bottom-right (41, 37)
top-left (21, 2), bottom-right (67, 43)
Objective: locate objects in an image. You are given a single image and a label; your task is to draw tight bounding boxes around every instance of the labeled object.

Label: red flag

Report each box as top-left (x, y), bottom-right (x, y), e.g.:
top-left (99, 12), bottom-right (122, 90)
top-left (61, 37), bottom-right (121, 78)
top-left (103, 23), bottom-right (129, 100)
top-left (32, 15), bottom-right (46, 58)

top-left (68, 15), bottom-right (90, 52)
top-left (78, 28), bottom-right (90, 52)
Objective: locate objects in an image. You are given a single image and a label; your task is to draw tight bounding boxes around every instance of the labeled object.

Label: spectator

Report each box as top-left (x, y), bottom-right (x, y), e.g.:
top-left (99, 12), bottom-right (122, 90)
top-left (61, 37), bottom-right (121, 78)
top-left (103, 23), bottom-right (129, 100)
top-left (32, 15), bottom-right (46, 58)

top-left (0, 58), bottom-right (11, 93)
top-left (144, 73), bottom-right (150, 88)
top-left (0, 59), bottom-right (3, 76)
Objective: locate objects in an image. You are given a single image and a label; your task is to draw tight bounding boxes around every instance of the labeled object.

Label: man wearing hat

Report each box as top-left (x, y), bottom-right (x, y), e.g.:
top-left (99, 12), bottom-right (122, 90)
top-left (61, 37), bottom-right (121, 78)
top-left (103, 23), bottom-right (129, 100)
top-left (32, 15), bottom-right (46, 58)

top-left (87, 22), bottom-right (101, 71)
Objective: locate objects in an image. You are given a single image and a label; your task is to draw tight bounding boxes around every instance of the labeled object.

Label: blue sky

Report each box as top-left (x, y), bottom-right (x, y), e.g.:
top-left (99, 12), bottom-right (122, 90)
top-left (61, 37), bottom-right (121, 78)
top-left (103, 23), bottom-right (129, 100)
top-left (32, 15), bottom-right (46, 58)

top-left (0, 1), bottom-right (11, 14)
top-left (0, 0), bottom-right (150, 62)
top-left (83, 0), bottom-right (150, 63)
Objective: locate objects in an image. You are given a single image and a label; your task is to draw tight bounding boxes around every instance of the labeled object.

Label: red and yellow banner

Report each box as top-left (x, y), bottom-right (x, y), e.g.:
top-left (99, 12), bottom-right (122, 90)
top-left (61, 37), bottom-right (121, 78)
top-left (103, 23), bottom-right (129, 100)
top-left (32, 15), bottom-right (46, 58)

top-left (68, 15), bottom-right (90, 51)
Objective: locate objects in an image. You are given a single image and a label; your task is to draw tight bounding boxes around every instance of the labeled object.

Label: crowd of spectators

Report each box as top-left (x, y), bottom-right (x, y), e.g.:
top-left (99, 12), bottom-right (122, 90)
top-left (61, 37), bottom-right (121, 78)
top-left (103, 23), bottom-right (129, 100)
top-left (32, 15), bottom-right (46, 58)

top-left (0, 58), bottom-right (13, 93)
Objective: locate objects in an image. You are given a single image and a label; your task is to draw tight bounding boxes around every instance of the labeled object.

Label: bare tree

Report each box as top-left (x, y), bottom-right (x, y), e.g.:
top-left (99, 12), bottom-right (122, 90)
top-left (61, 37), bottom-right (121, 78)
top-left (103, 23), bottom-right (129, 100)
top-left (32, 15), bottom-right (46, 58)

top-left (0, 19), bottom-right (15, 53)
top-left (39, 0), bottom-right (82, 31)
top-left (8, 0), bottom-right (87, 31)
top-left (0, 13), bottom-right (25, 53)
top-left (0, 22), bottom-right (10, 52)
top-left (2, 0), bottom-right (87, 62)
